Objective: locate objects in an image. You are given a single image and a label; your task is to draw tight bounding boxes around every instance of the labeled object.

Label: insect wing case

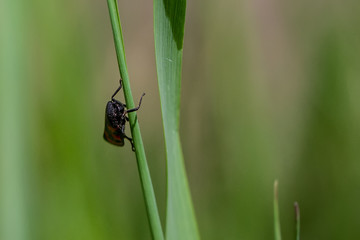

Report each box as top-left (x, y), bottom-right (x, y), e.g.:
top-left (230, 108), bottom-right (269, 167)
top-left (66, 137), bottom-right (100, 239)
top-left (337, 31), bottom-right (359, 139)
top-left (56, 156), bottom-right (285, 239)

top-left (103, 101), bottom-right (125, 146)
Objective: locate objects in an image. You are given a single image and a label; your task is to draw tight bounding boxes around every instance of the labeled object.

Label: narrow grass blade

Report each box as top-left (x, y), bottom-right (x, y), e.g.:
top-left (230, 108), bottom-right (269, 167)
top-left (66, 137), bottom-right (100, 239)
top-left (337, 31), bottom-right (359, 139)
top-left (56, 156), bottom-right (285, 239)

top-left (274, 180), bottom-right (282, 240)
top-left (106, 1), bottom-right (164, 239)
top-left (294, 202), bottom-right (300, 240)
top-left (154, 0), bottom-right (200, 239)
top-left (0, 1), bottom-right (29, 240)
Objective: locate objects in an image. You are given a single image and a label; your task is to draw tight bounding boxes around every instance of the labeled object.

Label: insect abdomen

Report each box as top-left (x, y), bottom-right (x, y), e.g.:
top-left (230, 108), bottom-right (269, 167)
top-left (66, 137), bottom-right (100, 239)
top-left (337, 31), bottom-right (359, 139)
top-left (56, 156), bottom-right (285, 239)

top-left (103, 119), bottom-right (124, 146)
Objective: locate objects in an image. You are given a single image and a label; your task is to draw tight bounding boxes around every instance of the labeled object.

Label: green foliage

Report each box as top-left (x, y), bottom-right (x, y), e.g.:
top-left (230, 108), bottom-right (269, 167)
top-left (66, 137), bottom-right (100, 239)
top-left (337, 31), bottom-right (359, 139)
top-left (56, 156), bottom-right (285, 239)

top-left (294, 202), bottom-right (300, 240)
top-left (274, 182), bottom-right (301, 240)
top-left (274, 181), bottom-right (282, 240)
top-left (0, 1), bottom-right (29, 240)
top-left (1, 1), bottom-right (360, 240)
top-left (106, 1), bottom-right (164, 239)
top-left (163, 0), bottom-right (186, 50)
top-left (154, 0), bottom-right (200, 239)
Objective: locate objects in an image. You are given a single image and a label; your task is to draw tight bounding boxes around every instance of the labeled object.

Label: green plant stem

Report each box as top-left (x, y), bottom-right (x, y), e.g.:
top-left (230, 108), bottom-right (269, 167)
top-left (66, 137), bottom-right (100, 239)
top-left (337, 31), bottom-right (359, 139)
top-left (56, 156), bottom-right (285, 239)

top-left (106, 1), bottom-right (164, 239)
top-left (294, 202), bottom-right (300, 240)
top-left (0, 1), bottom-right (29, 240)
top-left (274, 180), bottom-right (282, 240)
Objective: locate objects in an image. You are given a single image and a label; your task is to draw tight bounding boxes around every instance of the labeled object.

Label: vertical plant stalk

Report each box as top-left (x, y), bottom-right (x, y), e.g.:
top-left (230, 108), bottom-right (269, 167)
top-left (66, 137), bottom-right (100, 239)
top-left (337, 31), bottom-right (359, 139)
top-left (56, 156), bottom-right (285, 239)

top-left (0, 1), bottom-right (29, 240)
top-left (154, 0), bottom-right (200, 239)
top-left (106, 1), bottom-right (164, 239)
top-left (294, 202), bottom-right (300, 240)
top-left (274, 180), bottom-right (282, 240)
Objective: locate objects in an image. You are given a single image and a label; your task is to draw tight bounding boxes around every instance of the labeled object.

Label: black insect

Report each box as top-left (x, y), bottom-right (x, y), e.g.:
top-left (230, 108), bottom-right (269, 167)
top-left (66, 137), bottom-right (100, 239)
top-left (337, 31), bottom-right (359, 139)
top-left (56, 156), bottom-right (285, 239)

top-left (103, 79), bottom-right (145, 151)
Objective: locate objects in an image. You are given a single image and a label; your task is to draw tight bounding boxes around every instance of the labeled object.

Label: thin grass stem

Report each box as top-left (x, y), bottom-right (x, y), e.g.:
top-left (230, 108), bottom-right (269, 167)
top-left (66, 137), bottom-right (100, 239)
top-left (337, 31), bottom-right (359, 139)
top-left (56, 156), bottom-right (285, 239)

top-left (294, 202), bottom-right (300, 240)
top-left (274, 180), bottom-right (282, 240)
top-left (106, 1), bottom-right (164, 239)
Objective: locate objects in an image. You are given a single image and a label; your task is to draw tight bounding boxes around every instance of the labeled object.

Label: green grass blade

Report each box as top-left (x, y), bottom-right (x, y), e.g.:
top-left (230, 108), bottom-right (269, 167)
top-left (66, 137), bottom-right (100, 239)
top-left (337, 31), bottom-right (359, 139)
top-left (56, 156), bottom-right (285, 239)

top-left (0, 1), bottom-right (29, 240)
top-left (154, 0), bottom-right (200, 239)
top-left (294, 202), bottom-right (300, 240)
top-left (106, 1), bottom-right (164, 239)
top-left (274, 180), bottom-right (282, 240)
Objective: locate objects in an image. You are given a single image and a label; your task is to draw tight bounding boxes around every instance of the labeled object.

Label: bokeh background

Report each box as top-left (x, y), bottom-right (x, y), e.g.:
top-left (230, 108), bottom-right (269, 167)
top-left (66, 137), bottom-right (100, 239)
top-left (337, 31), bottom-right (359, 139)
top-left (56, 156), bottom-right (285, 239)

top-left (1, 0), bottom-right (360, 239)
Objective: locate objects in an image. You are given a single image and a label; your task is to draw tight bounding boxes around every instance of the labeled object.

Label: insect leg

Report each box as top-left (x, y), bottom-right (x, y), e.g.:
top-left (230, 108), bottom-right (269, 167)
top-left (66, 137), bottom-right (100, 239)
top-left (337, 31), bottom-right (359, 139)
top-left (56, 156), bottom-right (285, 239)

top-left (123, 134), bottom-right (135, 151)
top-left (111, 79), bottom-right (123, 101)
top-left (125, 93), bottom-right (145, 113)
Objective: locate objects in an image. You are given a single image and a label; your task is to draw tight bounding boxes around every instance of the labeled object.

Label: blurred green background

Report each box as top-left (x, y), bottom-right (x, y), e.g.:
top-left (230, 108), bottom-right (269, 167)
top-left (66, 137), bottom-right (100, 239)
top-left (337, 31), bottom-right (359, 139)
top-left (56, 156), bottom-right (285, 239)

top-left (1, 0), bottom-right (360, 239)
